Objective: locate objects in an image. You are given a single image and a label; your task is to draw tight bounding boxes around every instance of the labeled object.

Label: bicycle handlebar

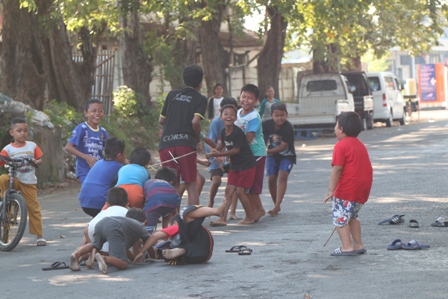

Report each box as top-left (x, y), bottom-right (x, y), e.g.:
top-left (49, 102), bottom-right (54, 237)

top-left (0, 155), bottom-right (39, 169)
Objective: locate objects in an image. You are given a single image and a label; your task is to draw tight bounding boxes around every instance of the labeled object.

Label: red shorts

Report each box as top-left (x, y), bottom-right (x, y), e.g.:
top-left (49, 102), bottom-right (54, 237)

top-left (159, 146), bottom-right (197, 183)
top-left (228, 166), bottom-right (256, 189)
top-left (249, 156), bottom-right (266, 194)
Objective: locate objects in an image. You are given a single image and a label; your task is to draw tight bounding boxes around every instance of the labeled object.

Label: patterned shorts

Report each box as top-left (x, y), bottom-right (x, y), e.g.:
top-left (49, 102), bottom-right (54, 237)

top-left (332, 197), bottom-right (363, 227)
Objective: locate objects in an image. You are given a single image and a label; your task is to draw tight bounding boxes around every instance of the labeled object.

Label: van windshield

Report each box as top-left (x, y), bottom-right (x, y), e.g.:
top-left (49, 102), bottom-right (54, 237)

top-left (306, 80), bottom-right (337, 92)
top-left (368, 77), bottom-right (381, 91)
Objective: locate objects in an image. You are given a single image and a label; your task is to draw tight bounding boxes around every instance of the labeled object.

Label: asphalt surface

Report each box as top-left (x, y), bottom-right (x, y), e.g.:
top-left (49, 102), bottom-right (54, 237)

top-left (1, 109), bottom-right (448, 299)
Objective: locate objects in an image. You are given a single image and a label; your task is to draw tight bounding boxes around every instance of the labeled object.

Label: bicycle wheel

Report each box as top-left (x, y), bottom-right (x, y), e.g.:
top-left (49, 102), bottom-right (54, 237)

top-left (0, 193), bottom-right (28, 251)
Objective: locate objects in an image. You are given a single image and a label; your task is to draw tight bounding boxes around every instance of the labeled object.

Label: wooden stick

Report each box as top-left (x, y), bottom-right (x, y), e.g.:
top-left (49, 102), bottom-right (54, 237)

top-left (323, 227), bottom-right (337, 247)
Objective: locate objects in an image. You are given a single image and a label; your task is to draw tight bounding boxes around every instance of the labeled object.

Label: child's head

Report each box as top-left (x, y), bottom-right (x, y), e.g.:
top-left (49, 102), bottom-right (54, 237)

top-left (213, 83), bottom-right (224, 97)
top-left (83, 99), bottom-right (105, 128)
top-left (155, 167), bottom-right (177, 185)
top-left (130, 147), bottom-right (151, 166)
top-left (126, 208), bottom-right (147, 223)
top-left (220, 97), bottom-right (238, 109)
top-left (265, 86), bottom-right (275, 98)
top-left (183, 65), bottom-right (203, 89)
top-left (220, 104), bottom-right (238, 125)
top-left (9, 118), bottom-right (28, 144)
top-left (106, 187), bottom-right (129, 207)
top-left (104, 137), bottom-right (126, 162)
top-left (336, 111), bottom-right (362, 138)
top-left (270, 102), bottom-right (288, 127)
top-left (239, 84), bottom-right (259, 113)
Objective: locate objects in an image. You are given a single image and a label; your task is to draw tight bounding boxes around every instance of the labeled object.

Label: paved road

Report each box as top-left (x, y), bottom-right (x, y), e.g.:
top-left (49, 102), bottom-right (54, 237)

top-left (1, 110), bottom-right (448, 299)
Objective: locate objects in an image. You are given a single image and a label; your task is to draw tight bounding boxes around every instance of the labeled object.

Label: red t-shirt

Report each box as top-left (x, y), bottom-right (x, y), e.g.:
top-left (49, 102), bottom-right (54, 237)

top-left (332, 137), bottom-right (372, 203)
top-left (161, 225), bottom-right (179, 238)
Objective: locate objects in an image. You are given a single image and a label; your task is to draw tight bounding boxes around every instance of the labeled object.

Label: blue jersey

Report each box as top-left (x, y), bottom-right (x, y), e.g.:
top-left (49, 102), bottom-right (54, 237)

top-left (68, 122), bottom-right (109, 182)
top-left (143, 179), bottom-right (180, 212)
top-left (116, 164), bottom-right (149, 187)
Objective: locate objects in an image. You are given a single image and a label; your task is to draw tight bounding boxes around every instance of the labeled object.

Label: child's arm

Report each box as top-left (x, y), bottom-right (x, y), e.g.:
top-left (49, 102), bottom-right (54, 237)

top-left (267, 141), bottom-right (288, 155)
top-left (64, 142), bottom-right (97, 168)
top-left (207, 147), bottom-right (240, 159)
top-left (323, 165), bottom-right (343, 203)
top-left (202, 136), bottom-right (217, 149)
top-left (132, 231), bottom-right (169, 264)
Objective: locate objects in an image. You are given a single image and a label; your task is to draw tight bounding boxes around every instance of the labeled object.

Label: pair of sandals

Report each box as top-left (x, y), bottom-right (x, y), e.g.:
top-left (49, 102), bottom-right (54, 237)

top-left (378, 215), bottom-right (418, 228)
top-left (225, 245), bottom-right (253, 255)
top-left (387, 239), bottom-right (430, 250)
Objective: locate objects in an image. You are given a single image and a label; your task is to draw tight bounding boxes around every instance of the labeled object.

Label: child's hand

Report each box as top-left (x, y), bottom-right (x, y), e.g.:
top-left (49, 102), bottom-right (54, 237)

top-left (85, 155), bottom-right (97, 168)
top-left (323, 191), bottom-right (334, 204)
top-left (133, 252), bottom-right (144, 264)
top-left (205, 153), bottom-right (212, 159)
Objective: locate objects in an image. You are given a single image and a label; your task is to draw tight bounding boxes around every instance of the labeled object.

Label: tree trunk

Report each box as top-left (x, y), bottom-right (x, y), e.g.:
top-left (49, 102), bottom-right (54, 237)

top-left (197, 3), bottom-right (229, 97)
top-left (257, 6), bottom-right (287, 100)
top-left (120, 10), bottom-right (153, 105)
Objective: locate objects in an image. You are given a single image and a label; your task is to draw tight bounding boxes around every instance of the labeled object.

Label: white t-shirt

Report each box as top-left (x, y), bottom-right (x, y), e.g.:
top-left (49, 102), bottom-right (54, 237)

top-left (87, 206), bottom-right (128, 251)
top-left (1, 142), bottom-right (43, 184)
top-left (213, 97), bottom-right (224, 119)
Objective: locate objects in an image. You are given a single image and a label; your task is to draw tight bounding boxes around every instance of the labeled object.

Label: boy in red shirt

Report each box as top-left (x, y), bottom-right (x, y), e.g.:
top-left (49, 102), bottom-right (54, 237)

top-left (323, 111), bottom-right (373, 256)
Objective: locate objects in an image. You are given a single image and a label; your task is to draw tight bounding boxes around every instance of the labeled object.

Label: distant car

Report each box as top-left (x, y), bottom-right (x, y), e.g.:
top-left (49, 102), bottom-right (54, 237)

top-left (367, 72), bottom-right (406, 127)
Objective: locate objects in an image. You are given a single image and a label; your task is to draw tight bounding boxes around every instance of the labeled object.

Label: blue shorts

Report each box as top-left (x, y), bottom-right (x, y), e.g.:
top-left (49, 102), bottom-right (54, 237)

top-left (266, 156), bottom-right (294, 176)
top-left (332, 197), bottom-right (363, 227)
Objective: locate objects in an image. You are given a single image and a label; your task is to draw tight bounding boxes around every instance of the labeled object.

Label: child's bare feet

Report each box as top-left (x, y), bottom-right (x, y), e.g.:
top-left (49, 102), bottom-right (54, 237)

top-left (268, 207), bottom-right (280, 217)
top-left (85, 252), bottom-right (95, 269)
top-left (162, 248), bottom-right (185, 260)
top-left (254, 209), bottom-right (266, 222)
top-left (95, 253), bottom-right (108, 274)
top-left (238, 218), bottom-right (255, 225)
top-left (70, 253), bottom-right (80, 271)
top-left (229, 214), bottom-right (242, 220)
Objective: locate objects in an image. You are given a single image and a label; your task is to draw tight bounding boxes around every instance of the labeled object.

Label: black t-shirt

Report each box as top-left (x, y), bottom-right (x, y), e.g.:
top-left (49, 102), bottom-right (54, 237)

top-left (262, 119), bottom-right (296, 164)
top-left (221, 125), bottom-right (256, 171)
top-left (159, 87), bottom-right (207, 150)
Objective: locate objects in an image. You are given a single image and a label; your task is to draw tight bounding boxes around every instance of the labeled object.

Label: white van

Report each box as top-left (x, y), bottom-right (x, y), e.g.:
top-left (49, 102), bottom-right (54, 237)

top-left (367, 72), bottom-right (406, 126)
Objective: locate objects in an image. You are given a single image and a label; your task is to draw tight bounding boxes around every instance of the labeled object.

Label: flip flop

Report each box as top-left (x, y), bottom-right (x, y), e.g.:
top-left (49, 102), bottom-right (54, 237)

top-left (409, 219), bottom-right (419, 228)
top-left (330, 247), bottom-right (356, 256)
top-left (42, 261), bottom-right (70, 271)
top-left (225, 245), bottom-right (247, 253)
top-left (238, 248), bottom-right (253, 255)
top-left (37, 238), bottom-right (47, 246)
top-left (378, 214), bottom-right (405, 225)
top-left (386, 239), bottom-right (403, 250)
top-left (430, 217), bottom-right (448, 227)
top-left (353, 249), bottom-right (367, 254)
top-left (402, 240), bottom-right (430, 250)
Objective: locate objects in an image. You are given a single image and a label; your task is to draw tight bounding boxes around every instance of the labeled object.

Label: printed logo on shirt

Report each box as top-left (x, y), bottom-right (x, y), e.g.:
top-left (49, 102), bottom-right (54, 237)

top-left (174, 94), bottom-right (192, 103)
top-left (163, 133), bottom-right (189, 142)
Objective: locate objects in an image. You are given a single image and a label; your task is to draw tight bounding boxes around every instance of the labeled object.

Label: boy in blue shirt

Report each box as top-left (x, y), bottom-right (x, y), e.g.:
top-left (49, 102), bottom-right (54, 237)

top-left (65, 99), bottom-right (109, 184)
top-left (78, 137), bottom-right (126, 217)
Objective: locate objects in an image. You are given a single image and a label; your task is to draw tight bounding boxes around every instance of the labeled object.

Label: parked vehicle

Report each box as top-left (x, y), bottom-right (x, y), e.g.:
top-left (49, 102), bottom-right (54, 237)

top-left (287, 73), bottom-right (355, 129)
top-left (341, 72), bottom-right (374, 130)
top-left (367, 72), bottom-right (406, 126)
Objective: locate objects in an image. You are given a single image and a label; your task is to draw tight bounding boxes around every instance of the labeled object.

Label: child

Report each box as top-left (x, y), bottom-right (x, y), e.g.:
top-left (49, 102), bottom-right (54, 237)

top-left (323, 111), bottom-right (373, 256)
top-left (206, 104), bottom-right (257, 226)
top-left (65, 99), bottom-right (109, 184)
top-left (207, 83), bottom-right (225, 120)
top-left (78, 137), bottom-right (126, 217)
top-left (70, 208), bottom-right (150, 274)
top-left (234, 84), bottom-right (267, 224)
top-left (143, 167), bottom-right (181, 233)
top-left (133, 203), bottom-right (226, 265)
top-left (83, 187), bottom-right (129, 258)
top-left (113, 147), bottom-right (151, 209)
top-left (262, 103), bottom-right (296, 216)
top-left (158, 65), bottom-right (208, 206)
top-left (258, 86), bottom-right (281, 121)
top-left (205, 98), bottom-right (240, 221)
top-left (0, 118), bottom-right (45, 246)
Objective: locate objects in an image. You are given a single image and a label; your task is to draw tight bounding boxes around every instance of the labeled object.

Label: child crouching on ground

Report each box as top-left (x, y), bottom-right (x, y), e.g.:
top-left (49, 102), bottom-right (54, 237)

top-left (323, 111), bottom-right (373, 256)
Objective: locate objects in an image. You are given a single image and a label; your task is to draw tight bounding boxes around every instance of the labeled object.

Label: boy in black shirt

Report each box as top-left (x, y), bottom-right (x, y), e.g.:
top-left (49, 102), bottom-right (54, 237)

top-left (206, 104), bottom-right (256, 226)
top-left (262, 103), bottom-right (296, 216)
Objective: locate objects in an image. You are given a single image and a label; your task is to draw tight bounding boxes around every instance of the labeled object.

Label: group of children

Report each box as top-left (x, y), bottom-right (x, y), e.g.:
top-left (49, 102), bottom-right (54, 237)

top-left (0, 64), bottom-right (373, 274)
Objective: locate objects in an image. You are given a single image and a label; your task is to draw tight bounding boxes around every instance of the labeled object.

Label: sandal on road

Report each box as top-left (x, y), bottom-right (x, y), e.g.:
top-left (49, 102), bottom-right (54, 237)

top-left (42, 262), bottom-right (69, 271)
top-left (402, 239), bottom-right (430, 250)
top-left (409, 219), bottom-right (419, 228)
top-left (330, 247), bottom-right (356, 256)
top-left (430, 217), bottom-right (448, 227)
top-left (387, 239), bottom-right (404, 250)
top-left (378, 214), bottom-right (405, 225)
top-left (225, 245), bottom-right (247, 253)
top-left (238, 248), bottom-right (253, 255)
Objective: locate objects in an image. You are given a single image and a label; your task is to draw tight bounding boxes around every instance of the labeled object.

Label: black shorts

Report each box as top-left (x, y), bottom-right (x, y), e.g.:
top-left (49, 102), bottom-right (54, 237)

top-left (209, 164), bottom-right (230, 180)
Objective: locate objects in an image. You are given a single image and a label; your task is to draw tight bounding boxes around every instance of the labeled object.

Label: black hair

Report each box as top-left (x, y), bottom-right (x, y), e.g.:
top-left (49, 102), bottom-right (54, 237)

top-left (126, 208), bottom-right (147, 223)
top-left (106, 187), bottom-right (129, 207)
top-left (85, 99), bottom-right (103, 111)
top-left (265, 85), bottom-right (274, 91)
top-left (130, 147), bottom-right (151, 166)
top-left (183, 65), bottom-right (204, 88)
top-left (213, 83), bottom-right (223, 93)
top-left (270, 102), bottom-right (288, 115)
top-left (220, 104), bottom-right (238, 116)
top-left (220, 97), bottom-right (238, 108)
top-left (10, 118), bottom-right (27, 129)
top-left (155, 167), bottom-right (177, 183)
top-left (104, 137), bottom-right (125, 159)
top-left (240, 84), bottom-right (260, 100)
top-left (337, 111), bottom-right (362, 137)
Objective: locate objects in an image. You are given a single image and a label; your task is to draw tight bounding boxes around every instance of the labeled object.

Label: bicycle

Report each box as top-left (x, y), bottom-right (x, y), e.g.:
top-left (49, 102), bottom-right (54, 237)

top-left (0, 155), bottom-right (36, 251)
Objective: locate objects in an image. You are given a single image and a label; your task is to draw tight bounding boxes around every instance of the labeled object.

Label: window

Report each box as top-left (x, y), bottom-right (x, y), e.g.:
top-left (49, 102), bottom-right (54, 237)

top-left (368, 77), bottom-right (381, 91)
top-left (306, 80), bottom-right (337, 92)
top-left (384, 76), bottom-right (396, 90)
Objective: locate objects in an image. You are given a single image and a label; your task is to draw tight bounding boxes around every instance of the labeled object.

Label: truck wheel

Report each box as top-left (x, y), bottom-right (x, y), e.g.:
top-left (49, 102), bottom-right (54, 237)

top-left (399, 108), bottom-right (407, 125)
top-left (385, 110), bottom-right (393, 127)
top-left (367, 112), bottom-right (374, 130)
